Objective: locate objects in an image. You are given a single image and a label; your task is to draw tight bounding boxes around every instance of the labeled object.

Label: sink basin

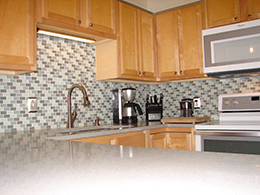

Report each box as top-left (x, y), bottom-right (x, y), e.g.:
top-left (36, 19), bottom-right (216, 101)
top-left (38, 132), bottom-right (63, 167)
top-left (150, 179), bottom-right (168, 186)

top-left (48, 124), bottom-right (134, 134)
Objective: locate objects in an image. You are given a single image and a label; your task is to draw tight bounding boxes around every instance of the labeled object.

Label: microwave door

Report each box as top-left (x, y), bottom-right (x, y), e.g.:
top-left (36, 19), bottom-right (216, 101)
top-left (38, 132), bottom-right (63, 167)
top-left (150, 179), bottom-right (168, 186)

top-left (203, 20), bottom-right (260, 76)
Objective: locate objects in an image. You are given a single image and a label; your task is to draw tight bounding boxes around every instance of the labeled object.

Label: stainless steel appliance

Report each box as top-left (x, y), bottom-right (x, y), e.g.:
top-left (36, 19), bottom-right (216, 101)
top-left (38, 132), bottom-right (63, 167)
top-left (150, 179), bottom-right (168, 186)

top-left (180, 97), bottom-right (201, 117)
top-left (202, 19), bottom-right (260, 78)
top-left (112, 89), bottom-right (123, 124)
top-left (122, 88), bottom-right (143, 124)
top-left (146, 94), bottom-right (163, 121)
top-left (195, 92), bottom-right (260, 155)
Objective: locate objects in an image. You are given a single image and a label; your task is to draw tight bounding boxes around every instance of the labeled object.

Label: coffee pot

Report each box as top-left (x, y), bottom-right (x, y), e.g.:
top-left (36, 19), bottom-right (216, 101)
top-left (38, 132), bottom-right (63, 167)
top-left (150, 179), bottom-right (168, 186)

top-left (179, 97), bottom-right (201, 117)
top-left (122, 88), bottom-right (143, 124)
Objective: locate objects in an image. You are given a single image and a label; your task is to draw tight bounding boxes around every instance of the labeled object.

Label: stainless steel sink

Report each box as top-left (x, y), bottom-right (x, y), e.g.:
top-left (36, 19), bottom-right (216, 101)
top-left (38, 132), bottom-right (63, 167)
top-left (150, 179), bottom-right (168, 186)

top-left (49, 124), bottom-right (134, 134)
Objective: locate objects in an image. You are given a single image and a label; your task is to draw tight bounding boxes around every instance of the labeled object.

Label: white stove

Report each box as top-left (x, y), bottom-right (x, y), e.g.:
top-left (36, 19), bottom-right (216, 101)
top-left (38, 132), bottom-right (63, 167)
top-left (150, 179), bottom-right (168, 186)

top-left (195, 92), bottom-right (260, 155)
top-left (196, 92), bottom-right (260, 131)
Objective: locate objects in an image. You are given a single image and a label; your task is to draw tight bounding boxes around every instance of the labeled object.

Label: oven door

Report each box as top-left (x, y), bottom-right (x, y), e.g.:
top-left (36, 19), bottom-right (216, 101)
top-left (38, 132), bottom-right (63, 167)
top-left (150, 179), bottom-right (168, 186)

top-left (195, 131), bottom-right (260, 155)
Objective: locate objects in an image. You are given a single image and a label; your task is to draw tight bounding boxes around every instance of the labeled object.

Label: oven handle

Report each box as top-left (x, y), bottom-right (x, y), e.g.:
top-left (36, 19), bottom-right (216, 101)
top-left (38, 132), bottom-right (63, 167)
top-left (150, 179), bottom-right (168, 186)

top-left (195, 130), bottom-right (260, 137)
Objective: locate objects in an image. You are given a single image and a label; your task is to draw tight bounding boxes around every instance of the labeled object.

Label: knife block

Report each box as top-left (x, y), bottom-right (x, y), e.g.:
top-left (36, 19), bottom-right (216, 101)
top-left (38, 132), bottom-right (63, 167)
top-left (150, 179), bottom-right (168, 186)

top-left (146, 103), bottom-right (163, 121)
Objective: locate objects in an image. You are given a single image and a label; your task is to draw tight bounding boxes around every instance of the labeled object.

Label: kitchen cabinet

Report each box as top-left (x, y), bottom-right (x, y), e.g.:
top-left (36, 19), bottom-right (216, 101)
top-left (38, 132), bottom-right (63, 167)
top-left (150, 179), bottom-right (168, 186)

top-left (204, 0), bottom-right (260, 28)
top-left (86, 0), bottom-right (116, 35)
top-left (150, 127), bottom-right (195, 151)
top-left (0, 0), bottom-right (37, 75)
top-left (37, 0), bottom-right (116, 39)
top-left (96, 2), bottom-right (156, 81)
top-left (156, 3), bottom-right (205, 81)
top-left (72, 130), bottom-right (150, 148)
top-left (151, 133), bottom-right (192, 150)
top-left (37, 0), bottom-right (84, 27)
top-left (72, 127), bottom-right (195, 151)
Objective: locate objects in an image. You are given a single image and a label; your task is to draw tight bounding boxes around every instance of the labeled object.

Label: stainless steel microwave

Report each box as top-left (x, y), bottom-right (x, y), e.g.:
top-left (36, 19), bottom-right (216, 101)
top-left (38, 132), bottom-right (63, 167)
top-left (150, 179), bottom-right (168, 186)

top-left (203, 19), bottom-right (260, 78)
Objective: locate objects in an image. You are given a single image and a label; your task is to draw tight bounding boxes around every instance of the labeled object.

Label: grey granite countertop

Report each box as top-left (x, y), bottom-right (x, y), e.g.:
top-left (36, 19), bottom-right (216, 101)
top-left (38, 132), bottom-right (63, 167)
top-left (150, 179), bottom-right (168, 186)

top-left (1, 127), bottom-right (260, 194)
top-left (46, 121), bottom-right (196, 140)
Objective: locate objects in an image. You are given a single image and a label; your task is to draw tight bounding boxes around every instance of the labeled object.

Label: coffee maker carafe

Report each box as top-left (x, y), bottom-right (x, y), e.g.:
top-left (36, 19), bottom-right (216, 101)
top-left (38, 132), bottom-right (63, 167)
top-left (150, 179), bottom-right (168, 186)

top-left (122, 88), bottom-right (143, 124)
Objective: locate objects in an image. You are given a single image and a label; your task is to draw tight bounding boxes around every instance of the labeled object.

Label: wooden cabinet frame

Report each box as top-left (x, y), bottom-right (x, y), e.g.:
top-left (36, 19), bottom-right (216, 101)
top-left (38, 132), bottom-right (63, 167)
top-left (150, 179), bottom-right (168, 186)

top-left (72, 127), bottom-right (196, 151)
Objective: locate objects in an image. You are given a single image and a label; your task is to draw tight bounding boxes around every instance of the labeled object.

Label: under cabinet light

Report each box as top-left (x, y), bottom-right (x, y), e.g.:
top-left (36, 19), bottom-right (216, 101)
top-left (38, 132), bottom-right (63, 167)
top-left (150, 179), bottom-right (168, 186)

top-left (37, 30), bottom-right (96, 43)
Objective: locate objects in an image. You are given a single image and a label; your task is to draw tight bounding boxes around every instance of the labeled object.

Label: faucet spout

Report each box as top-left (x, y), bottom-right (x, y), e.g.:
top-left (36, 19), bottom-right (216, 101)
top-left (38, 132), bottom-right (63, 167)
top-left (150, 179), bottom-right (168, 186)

top-left (68, 83), bottom-right (90, 128)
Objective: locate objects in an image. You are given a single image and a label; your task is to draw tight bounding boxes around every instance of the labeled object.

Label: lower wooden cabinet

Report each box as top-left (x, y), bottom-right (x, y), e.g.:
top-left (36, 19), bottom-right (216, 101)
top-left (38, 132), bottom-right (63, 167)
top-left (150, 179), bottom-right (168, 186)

top-left (72, 127), bottom-right (195, 151)
top-left (71, 130), bottom-right (150, 148)
top-left (151, 132), bottom-right (192, 150)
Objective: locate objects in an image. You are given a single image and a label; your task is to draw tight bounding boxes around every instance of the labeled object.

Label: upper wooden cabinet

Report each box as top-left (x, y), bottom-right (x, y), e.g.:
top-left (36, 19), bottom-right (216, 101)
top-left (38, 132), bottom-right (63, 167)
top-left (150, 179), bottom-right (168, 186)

top-left (204, 0), bottom-right (260, 28)
top-left (0, 0), bottom-right (37, 75)
top-left (38, 0), bottom-right (84, 26)
top-left (96, 2), bottom-right (156, 81)
top-left (119, 3), bottom-right (156, 80)
top-left (156, 3), bottom-right (205, 81)
top-left (37, 0), bottom-right (116, 38)
top-left (86, 0), bottom-right (116, 35)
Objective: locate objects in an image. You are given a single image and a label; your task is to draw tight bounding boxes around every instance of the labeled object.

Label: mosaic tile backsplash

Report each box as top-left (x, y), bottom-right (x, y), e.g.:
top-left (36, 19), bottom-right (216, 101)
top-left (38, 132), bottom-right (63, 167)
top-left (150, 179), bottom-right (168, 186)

top-left (1, 34), bottom-right (260, 132)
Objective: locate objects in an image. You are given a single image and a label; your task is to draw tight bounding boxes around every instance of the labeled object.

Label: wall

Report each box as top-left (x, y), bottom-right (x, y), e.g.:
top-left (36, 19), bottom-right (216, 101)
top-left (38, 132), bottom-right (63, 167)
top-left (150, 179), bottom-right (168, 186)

top-left (1, 34), bottom-right (260, 132)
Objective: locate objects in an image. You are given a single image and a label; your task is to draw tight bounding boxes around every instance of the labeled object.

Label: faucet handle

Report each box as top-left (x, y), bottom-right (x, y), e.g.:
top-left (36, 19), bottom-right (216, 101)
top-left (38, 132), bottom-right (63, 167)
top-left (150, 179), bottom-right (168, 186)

top-left (71, 103), bottom-right (78, 125)
top-left (95, 117), bottom-right (101, 126)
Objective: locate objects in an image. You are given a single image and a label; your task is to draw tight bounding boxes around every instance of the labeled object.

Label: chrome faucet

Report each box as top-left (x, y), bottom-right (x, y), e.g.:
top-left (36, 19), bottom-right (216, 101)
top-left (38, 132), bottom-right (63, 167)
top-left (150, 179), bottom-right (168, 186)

top-left (67, 83), bottom-right (90, 128)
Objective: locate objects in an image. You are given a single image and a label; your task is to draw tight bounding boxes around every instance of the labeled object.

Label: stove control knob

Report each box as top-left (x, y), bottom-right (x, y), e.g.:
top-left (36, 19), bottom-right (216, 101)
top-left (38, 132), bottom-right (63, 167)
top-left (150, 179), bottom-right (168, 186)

top-left (223, 99), bottom-right (229, 105)
top-left (232, 99), bottom-right (238, 105)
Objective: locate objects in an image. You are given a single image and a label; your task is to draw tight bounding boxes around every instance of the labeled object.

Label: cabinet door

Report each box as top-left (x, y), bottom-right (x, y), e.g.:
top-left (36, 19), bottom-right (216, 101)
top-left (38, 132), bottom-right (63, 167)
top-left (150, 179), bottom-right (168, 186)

top-left (245, 0), bottom-right (260, 21)
top-left (118, 3), bottom-right (139, 78)
top-left (177, 3), bottom-right (203, 76)
top-left (138, 10), bottom-right (156, 79)
top-left (112, 134), bottom-right (146, 147)
top-left (39, 0), bottom-right (84, 26)
top-left (86, 0), bottom-right (116, 34)
top-left (72, 131), bottom-right (147, 147)
top-left (205, 0), bottom-right (241, 28)
top-left (0, 0), bottom-right (36, 74)
top-left (151, 133), bottom-right (192, 151)
top-left (151, 133), bottom-right (167, 149)
top-left (156, 10), bottom-right (179, 79)
top-left (168, 133), bottom-right (191, 151)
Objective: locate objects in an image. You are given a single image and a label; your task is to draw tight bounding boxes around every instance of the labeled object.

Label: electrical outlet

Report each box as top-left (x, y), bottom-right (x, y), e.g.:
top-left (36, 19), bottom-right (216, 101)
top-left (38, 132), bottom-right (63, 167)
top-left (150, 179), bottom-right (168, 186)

top-left (28, 97), bottom-right (38, 113)
top-left (193, 97), bottom-right (201, 109)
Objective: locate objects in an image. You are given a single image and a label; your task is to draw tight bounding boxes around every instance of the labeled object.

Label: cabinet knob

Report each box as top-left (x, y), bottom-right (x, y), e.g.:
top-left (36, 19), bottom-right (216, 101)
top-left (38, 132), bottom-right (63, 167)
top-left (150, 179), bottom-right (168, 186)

top-left (77, 20), bottom-right (81, 24)
top-left (234, 17), bottom-right (239, 21)
top-left (175, 71), bottom-right (178, 75)
top-left (180, 71), bottom-right (183, 75)
top-left (142, 72), bottom-right (145, 75)
top-left (248, 14), bottom-right (252, 18)
top-left (89, 23), bottom-right (93, 27)
top-left (138, 71), bottom-right (141, 76)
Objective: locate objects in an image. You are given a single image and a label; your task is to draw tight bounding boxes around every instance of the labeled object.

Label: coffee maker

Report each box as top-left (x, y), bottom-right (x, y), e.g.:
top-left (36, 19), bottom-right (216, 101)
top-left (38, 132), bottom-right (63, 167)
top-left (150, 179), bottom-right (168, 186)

top-left (179, 97), bottom-right (201, 117)
top-left (122, 88), bottom-right (143, 124)
top-left (112, 88), bottom-right (143, 124)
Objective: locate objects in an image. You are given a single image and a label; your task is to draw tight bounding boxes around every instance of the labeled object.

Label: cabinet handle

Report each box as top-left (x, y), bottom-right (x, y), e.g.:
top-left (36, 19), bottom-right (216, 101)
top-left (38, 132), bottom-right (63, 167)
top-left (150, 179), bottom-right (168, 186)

top-left (248, 14), bottom-right (252, 18)
top-left (142, 72), bottom-right (145, 76)
top-left (89, 23), bottom-right (93, 27)
top-left (234, 17), bottom-right (239, 21)
top-left (138, 71), bottom-right (141, 76)
top-left (175, 71), bottom-right (178, 75)
top-left (77, 20), bottom-right (81, 24)
top-left (180, 71), bottom-right (183, 75)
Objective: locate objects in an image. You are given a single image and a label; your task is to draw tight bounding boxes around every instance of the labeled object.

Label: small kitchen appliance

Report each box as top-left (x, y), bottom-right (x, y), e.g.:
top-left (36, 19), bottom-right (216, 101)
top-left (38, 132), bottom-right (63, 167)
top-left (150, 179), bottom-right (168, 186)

top-left (180, 97), bottom-right (201, 117)
top-left (112, 89), bottom-right (123, 124)
top-left (195, 92), bottom-right (260, 155)
top-left (121, 88), bottom-right (143, 124)
top-left (146, 94), bottom-right (163, 121)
